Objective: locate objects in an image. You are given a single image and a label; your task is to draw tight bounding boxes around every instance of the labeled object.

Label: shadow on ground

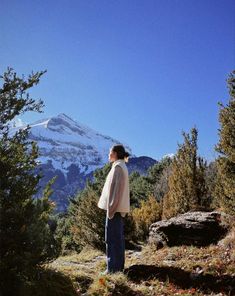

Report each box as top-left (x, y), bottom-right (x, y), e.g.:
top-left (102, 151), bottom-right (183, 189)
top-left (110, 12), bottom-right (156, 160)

top-left (0, 267), bottom-right (78, 296)
top-left (125, 264), bottom-right (235, 295)
top-left (125, 241), bottom-right (142, 251)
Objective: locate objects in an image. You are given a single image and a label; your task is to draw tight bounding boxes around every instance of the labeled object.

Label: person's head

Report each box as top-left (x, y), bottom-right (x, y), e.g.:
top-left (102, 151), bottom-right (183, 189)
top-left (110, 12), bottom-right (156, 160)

top-left (109, 144), bottom-right (130, 163)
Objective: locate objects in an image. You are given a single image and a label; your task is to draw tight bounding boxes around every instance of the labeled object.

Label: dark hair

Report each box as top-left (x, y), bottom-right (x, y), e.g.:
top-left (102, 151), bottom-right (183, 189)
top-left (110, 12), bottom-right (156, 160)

top-left (111, 144), bottom-right (130, 160)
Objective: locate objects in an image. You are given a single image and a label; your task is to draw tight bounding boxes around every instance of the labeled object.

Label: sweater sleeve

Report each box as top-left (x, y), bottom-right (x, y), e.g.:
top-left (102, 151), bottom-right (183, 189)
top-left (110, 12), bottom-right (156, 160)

top-left (107, 165), bottom-right (125, 219)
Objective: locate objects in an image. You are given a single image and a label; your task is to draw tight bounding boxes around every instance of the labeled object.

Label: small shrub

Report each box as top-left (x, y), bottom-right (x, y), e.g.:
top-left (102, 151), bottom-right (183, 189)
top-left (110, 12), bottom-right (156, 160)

top-left (132, 196), bottom-right (162, 240)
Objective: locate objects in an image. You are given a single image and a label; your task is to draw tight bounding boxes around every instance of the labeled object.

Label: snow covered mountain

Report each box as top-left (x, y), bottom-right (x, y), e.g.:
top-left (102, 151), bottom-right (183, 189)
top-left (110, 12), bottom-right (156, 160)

top-left (10, 113), bottom-right (156, 212)
top-left (25, 113), bottom-right (132, 174)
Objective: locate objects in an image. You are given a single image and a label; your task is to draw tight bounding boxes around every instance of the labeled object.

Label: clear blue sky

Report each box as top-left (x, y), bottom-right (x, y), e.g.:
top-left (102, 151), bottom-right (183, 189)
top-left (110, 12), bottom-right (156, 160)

top-left (1, 0), bottom-right (234, 160)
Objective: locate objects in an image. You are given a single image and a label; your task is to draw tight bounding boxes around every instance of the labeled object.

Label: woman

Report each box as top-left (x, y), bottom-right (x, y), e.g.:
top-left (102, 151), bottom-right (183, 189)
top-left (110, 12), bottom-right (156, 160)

top-left (98, 144), bottom-right (130, 273)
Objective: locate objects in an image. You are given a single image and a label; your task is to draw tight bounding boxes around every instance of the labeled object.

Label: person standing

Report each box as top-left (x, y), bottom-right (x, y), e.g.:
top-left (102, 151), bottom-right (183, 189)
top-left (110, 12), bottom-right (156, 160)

top-left (98, 144), bottom-right (130, 273)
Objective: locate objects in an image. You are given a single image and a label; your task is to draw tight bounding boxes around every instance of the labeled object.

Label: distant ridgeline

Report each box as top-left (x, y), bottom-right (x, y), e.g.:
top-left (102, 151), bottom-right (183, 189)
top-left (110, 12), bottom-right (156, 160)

top-left (10, 113), bottom-right (157, 212)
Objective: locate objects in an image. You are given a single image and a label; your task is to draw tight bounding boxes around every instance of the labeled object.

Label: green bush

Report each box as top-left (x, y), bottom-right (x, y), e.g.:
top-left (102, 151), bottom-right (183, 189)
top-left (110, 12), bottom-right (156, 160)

top-left (132, 196), bottom-right (162, 240)
top-left (70, 187), bottom-right (106, 252)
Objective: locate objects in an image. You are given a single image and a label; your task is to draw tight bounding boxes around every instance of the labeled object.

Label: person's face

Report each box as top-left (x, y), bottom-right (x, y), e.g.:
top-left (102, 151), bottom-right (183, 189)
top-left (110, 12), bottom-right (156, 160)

top-left (109, 149), bottom-right (117, 163)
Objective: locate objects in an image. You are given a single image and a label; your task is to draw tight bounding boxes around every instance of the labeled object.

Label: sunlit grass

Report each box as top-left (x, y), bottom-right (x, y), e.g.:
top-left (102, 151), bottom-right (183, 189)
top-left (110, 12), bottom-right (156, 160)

top-left (54, 246), bottom-right (104, 264)
top-left (41, 226), bottom-right (235, 295)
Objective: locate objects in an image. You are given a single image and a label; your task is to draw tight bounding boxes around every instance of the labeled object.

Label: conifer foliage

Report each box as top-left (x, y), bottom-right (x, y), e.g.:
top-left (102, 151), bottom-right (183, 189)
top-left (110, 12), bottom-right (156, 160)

top-left (68, 165), bottom-right (111, 252)
top-left (214, 70), bottom-right (235, 215)
top-left (0, 68), bottom-right (58, 294)
top-left (162, 128), bottom-right (207, 219)
top-left (70, 185), bottom-right (106, 252)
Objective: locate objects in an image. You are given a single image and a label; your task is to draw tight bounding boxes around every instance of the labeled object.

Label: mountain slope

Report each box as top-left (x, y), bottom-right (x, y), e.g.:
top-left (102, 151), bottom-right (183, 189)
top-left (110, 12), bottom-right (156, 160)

top-left (26, 113), bottom-right (132, 174)
top-left (10, 113), bottom-right (156, 211)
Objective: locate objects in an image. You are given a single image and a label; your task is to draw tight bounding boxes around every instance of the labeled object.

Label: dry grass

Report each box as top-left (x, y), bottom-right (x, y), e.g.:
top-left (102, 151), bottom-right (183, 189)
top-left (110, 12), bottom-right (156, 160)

top-left (56, 246), bottom-right (104, 264)
top-left (135, 226), bottom-right (235, 277)
top-left (87, 273), bottom-right (136, 296)
top-left (41, 228), bottom-right (235, 296)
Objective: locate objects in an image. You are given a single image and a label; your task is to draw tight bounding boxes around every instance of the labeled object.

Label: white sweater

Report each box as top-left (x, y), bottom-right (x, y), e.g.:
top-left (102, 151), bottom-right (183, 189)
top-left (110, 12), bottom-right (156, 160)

top-left (98, 159), bottom-right (130, 218)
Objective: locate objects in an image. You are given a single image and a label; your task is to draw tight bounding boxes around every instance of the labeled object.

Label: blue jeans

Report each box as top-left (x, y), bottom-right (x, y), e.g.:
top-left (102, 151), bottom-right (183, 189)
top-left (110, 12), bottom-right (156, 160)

top-left (105, 212), bottom-right (125, 273)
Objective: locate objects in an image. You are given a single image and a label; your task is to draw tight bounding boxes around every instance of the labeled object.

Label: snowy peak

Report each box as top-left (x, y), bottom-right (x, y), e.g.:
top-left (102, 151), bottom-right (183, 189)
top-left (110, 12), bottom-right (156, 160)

top-left (20, 113), bottom-right (132, 174)
top-left (30, 113), bottom-right (108, 138)
top-left (30, 113), bottom-right (82, 129)
top-left (42, 114), bottom-right (86, 136)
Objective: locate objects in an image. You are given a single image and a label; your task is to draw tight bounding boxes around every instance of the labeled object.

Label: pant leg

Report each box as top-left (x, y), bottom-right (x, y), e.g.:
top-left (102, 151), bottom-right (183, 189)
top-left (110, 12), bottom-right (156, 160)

top-left (105, 212), bottom-right (125, 273)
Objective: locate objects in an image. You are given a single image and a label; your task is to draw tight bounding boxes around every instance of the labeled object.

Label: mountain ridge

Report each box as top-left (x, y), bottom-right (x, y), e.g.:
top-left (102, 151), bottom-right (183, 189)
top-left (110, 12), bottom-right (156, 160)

top-left (10, 113), bottom-right (156, 211)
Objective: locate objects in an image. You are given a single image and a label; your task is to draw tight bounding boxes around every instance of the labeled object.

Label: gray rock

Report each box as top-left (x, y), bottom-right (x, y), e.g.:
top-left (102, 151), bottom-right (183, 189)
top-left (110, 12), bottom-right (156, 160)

top-left (149, 211), bottom-right (230, 249)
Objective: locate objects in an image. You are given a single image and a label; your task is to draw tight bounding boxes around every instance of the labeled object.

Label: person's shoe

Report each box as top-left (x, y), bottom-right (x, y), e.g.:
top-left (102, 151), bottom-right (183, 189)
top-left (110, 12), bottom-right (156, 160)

top-left (99, 269), bottom-right (109, 275)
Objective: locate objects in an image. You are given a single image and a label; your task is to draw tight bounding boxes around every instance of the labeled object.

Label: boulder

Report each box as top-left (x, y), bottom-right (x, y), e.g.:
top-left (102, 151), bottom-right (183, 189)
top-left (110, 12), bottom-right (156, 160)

top-left (149, 211), bottom-right (230, 249)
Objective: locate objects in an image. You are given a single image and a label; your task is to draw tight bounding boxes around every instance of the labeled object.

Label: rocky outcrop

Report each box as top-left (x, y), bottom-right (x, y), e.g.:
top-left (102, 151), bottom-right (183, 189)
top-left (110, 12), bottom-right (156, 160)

top-left (149, 211), bottom-right (230, 249)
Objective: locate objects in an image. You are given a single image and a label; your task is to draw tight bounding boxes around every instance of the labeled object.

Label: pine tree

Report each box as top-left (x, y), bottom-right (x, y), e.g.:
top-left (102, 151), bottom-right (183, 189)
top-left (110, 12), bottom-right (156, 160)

top-left (70, 185), bottom-right (106, 251)
top-left (129, 172), bottom-right (152, 207)
top-left (147, 156), bottom-right (172, 185)
top-left (0, 68), bottom-right (59, 294)
top-left (205, 161), bottom-right (218, 209)
top-left (162, 127), bottom-right (207, 219)
top-left (148, 156), bottom-right (172, 202)
top-left (214, 70), bottom-right (235, 215)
